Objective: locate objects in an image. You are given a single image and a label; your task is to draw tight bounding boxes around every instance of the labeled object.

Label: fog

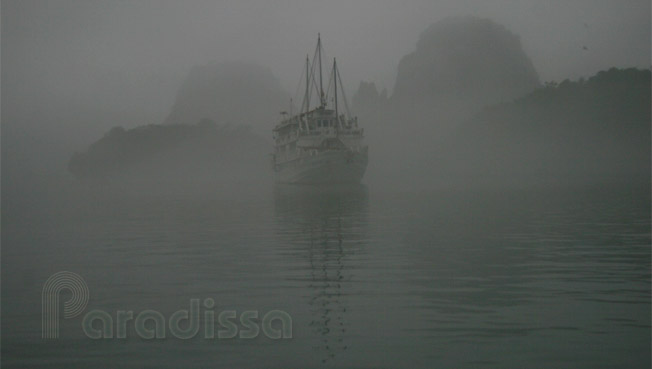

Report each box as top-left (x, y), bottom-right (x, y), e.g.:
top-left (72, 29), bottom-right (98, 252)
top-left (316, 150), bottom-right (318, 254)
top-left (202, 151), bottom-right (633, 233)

top-left (2, 0), bottom-right (650, 193)
top-left (5, 1), bottom-right (650, 97)
top-left (2, 2), bottom-right (651, 367)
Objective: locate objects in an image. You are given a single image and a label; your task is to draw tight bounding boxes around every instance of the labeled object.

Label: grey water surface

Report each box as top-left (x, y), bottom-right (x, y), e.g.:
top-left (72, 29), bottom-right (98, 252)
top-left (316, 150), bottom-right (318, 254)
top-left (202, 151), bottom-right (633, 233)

top-left (2, 184), bottom-right (650, 368)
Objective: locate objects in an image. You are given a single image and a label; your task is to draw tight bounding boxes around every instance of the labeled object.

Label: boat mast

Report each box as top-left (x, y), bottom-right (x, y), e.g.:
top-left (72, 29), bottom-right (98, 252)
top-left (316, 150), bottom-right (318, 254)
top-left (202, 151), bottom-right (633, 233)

top-left (318, 34), bottom-right (324, 107)
top-left (336, 62), bottom-right (352, 124)
top-left (333, 58), bottom-right (339, 130)
top-left (304, 54), bottom-right (310, 130)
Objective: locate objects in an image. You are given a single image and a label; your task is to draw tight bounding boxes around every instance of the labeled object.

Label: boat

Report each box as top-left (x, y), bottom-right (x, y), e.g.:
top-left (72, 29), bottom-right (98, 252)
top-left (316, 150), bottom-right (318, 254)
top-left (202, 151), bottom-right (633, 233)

top-left (272, 35), bottom-right (368, 184)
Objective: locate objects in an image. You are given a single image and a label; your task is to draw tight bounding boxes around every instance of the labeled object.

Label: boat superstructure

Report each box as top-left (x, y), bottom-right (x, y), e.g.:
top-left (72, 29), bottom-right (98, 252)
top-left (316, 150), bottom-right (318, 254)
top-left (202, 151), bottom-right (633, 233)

top-left (272, 35), bottom-right (368, 184)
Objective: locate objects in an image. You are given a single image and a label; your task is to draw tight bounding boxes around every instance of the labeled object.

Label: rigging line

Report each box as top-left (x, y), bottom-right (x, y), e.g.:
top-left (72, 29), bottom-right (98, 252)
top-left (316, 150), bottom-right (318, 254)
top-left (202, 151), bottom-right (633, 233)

top-left (304, 55), bottom-right (311, 116)
top-left (318, 42), bottom-right (330, 104)
top-left (312, 37), bottom-right (321, 96)
top-left (325, 64), bottom-right (334, 105)
top-left (293, 62), bottom-right (306, 111)
top-left (310, 47), bottom-right (321, 106)
top-left (307, 49), bottom-right (321, 110)
top-left (306, 54), bottom-right (318, 111)
top-left (311, 70), bottom-right (321, 101)
top-left (318, 39), bottom-right (329, 69)
top-left (318, 34), bottom-right (324, 104)
top-left (305, 37), bottom-right (332, 111)
top-left (336, 65), bottom-right (352, 119)
top-left (308, 56), bottom-right (322, 108)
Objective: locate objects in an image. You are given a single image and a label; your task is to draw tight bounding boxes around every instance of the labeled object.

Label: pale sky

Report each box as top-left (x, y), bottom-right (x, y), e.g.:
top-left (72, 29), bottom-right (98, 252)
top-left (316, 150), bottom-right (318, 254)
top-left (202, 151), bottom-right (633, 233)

top-left (3, 0), bottom-right (650, 120)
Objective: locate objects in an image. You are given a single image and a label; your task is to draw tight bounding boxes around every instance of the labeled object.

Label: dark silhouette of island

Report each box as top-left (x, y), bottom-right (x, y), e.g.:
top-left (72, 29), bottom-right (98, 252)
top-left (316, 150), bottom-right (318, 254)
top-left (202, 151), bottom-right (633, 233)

top-left (352, 16), bottom-right (542, 147)
top-left (68, 61), bottom-right (291, 187)
top-left (352, 81), bottom-right (388, 115)
top-left (163, 61), bottom-right (289, 136)
top-left (392, 16), bottom-right (540, 107)
top-left (69, 119), bottom-right (271, 186)
top-left (439, 67), bottom-right (651, 186)
top-left (353, 17), bottom-right (543, 186)
top-left (67, 17), bottom-right (649, 189)
top-left (352, 17), bottom-right (648, 188)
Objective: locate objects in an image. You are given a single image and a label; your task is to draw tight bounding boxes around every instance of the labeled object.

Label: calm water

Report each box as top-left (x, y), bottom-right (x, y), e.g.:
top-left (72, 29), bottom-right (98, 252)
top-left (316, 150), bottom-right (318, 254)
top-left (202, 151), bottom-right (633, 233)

top-left (2, 183), bottom-right (650, 368)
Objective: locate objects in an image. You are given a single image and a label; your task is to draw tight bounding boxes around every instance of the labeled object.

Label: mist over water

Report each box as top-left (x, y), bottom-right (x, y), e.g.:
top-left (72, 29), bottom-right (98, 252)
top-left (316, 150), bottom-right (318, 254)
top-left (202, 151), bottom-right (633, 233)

top-left (3, 184), bottom-right (650, 368)
top-left (2, 1), bottom-right (650, 368)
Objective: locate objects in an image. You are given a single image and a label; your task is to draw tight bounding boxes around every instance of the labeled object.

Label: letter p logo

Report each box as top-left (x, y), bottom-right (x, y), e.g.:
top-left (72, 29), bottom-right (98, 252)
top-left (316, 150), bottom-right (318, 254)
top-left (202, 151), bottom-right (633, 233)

top-left (42, 271), bottom-right (89, 338)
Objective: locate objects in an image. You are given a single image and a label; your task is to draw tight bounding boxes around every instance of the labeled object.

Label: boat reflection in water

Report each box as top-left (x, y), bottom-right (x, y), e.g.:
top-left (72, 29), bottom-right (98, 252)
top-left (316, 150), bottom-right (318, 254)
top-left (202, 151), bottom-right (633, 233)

top-left (273, 184), bottom-right (369, 365)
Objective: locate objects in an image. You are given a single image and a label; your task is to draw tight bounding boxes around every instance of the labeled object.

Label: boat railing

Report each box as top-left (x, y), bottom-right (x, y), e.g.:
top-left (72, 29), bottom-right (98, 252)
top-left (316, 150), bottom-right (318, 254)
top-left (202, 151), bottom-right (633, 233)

top-left (275, 126), bottom-right (364, 146)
